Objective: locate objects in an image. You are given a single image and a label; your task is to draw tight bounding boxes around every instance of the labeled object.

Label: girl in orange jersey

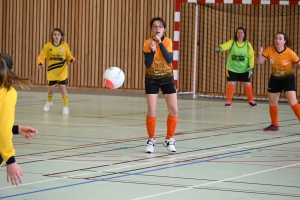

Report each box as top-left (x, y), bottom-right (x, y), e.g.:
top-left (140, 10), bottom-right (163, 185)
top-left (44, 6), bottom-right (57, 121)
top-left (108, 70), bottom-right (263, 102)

top-left (0, 53), bottom-right (31, 185)
top-left (143, 17), bottom-right (178, 153)
top-left (257, 32), bottom-right (300, 131)
top-left (37, 28), bottom-right (77, 115)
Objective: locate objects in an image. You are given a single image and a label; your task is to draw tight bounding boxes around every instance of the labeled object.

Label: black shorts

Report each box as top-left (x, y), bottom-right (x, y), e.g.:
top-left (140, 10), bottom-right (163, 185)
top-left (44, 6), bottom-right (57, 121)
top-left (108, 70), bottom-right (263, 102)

top-left (47, 78), bottom-right (68, 87)
top-left (268, 75), bottom-right (295, 93)
top-left (145, 77), bottom-right (176, 94)
top-left (227, 70), bottom-right (250, 82)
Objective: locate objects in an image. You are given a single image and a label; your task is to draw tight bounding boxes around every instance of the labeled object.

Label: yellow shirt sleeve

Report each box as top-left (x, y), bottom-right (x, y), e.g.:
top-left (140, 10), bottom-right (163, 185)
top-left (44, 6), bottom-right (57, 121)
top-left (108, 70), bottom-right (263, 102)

top-left (37, 43), bottom-right (50, 66)
top-left (219, 39), bottom-right (234, 51)
top-left (0, 87), bottom-right (16, 162)
top-left (63, 42), bottom-right (76, 63)
top-left (247, 41), bottom-right (255, 68)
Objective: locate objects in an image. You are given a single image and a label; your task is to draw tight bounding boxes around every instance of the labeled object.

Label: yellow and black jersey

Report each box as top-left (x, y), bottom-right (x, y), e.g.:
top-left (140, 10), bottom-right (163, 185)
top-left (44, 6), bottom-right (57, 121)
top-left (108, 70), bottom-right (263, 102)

top-left (37, 41), bottom-right (75, 81)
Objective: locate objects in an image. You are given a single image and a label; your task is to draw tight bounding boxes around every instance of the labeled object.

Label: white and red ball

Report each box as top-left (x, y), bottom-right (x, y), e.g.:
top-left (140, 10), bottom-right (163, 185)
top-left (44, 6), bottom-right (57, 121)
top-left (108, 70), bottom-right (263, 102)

top-left (103, 67), bottom-right (125, 89)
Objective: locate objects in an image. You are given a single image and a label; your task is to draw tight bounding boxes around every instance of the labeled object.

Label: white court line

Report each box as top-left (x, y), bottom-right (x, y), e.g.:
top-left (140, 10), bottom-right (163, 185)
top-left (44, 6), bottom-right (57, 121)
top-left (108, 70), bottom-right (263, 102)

top-left (19, 157), bottom-right (130, 165)
top-left (103, 136), bottom-right (300, 172)
top-left (1, 136), bottom-right (299, 190)
top-left (131, 162), bottom-right (300, 200)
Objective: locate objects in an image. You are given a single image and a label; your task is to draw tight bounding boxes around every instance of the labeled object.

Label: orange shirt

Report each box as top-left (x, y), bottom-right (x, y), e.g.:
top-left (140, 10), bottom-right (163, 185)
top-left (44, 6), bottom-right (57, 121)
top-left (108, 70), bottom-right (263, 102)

top-left (263, 46), bottom-right (300, 78)
top-left (143, 37), bottom-right (173, 79)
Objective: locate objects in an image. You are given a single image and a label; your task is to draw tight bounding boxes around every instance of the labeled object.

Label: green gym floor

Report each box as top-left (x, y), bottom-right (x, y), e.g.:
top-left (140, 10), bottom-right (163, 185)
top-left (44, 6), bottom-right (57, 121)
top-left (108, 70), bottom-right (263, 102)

top-left (0, 87), bottom-right (300, 200)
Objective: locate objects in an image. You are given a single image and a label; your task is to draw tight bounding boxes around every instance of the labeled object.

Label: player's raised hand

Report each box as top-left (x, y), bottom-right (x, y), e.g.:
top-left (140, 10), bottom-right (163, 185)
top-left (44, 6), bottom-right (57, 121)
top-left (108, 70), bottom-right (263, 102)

top-left (38, 64), bottom-right (43, 70)
top-left (150, 40), bottom-right (156, 52)
top-left (152, 35), bottom-right (161, 44)
top-left (258, 47), bottom-right (264, 55)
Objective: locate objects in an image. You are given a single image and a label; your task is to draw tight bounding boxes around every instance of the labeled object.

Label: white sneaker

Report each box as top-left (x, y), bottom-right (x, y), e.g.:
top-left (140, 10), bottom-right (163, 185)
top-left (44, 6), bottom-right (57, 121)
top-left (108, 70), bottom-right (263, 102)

top-left (163, 138), bottom-right (176, 152)
top-left (62, 106), bottom-right (69, 115)
top-left (44, 101), bottom-right (52, 112)
top-left (146, 138), bottom-right (155, 153)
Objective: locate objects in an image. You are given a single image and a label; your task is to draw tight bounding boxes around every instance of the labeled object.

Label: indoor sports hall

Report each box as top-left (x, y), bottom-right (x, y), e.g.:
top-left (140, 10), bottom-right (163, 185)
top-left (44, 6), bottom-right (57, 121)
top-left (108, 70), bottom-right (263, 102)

top-left (1, 0), bottom-right (300, 199)
top-left (1, 87), bottom-right (300, 200)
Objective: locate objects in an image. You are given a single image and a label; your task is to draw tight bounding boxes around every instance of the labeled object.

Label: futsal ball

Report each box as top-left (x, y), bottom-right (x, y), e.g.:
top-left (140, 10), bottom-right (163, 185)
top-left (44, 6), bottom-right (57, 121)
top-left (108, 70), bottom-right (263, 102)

top-left (103, 67), bottom-right (125, 89)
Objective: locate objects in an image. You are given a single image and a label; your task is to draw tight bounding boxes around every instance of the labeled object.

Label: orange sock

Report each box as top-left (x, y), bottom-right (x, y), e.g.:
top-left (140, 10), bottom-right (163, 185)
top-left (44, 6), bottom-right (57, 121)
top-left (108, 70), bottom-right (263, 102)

top-left (269, 105), bottom-right (279, 126)
top-left (146, 115), bottom-right (156, 139)
top-left (166, 114), bottom-right (178, 139)
top-left (226, 84), bottom-right (234, 102)
top-left (291, 103), bottom-right (300, 120)
top-left (244, 85), bottom-right (254, 101)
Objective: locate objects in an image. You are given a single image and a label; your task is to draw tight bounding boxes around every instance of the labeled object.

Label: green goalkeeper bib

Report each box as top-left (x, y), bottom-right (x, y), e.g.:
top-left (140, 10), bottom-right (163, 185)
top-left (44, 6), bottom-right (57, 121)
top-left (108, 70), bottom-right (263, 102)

top-left (226, 40), bottom-right (249, 73)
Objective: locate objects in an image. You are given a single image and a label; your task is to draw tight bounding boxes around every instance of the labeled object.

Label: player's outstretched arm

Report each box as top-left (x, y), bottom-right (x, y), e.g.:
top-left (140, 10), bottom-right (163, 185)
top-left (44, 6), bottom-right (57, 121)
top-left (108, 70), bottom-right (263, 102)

top-left (13, 125), bottom-right (38, 140)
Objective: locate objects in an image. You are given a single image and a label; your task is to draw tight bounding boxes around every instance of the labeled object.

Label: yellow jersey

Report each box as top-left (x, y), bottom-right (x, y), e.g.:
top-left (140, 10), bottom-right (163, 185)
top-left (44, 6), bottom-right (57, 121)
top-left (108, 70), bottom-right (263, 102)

top-left (37, 41), bottom-right (75, 81)
top-left (0, 87), bottom-right (16, 163)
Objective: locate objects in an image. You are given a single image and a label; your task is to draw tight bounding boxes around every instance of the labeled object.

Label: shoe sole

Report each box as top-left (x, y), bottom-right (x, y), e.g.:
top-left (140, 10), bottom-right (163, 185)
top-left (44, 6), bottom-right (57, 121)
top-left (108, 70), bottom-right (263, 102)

top-left (146, 151), bottom-right (153, 153)
top-left (263, 129), bottom-right (279, 132)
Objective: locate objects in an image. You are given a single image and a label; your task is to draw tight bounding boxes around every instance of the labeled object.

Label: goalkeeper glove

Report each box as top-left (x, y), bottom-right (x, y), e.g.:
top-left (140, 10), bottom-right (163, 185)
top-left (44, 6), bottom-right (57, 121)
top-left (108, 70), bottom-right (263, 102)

top-left (248, 67), bottom-right (253, 78)
top-left (215, 46), bottom-right (222, 53)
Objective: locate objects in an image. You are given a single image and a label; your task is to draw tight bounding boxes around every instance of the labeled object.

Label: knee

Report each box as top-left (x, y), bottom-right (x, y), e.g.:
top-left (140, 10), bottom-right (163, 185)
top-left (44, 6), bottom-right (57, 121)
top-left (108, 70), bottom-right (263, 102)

top-left (147, 111), bottom-right (156, 118)
top-left (227, 81), bottom-right (236, 85)
top-left (169, 109), bottom-right (178, 116)
top-left (48, 87), bottom-right (54, 93)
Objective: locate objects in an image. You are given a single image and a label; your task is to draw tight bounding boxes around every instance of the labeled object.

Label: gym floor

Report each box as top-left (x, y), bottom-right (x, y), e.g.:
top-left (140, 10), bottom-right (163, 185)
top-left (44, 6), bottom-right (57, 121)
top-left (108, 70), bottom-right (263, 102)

top-left (0, 87), bottom-right (300, 200)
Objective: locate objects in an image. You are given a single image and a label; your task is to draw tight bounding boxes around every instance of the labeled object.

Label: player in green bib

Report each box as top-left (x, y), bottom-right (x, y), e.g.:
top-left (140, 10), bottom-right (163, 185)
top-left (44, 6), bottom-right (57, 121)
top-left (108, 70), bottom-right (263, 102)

top-left (216, 27), bottom-right (256, 107)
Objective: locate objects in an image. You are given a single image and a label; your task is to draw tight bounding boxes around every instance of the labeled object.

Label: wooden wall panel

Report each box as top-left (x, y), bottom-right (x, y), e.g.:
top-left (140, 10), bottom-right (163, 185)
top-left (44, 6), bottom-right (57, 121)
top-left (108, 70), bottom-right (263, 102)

top-left (0, 0), bottom-right (174, 90)
top-left (1, 0), bottom-right (299, 99)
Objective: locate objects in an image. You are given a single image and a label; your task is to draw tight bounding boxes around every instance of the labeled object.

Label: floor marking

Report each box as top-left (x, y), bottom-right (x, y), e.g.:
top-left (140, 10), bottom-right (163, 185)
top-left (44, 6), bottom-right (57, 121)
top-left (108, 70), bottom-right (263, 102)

top-left (131, 162), bottom-right (300, 200)
top-left (2, 136), bottom-right (299, 191)
top-left (0, 151), bottom-right (249, 199)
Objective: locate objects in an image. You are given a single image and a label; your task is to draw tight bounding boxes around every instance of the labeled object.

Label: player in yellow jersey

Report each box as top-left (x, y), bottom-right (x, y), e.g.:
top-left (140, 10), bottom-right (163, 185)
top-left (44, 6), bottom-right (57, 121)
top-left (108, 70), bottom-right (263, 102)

top-left (37, 28), bottom-right (78, 115)
top-left (0, 53), bottom-right (32, 185)
top-left (257, 32), bottom-right (300, 131)
top-left (216, 27), bottom-right (256, 108)
top-left (143, 17), bottom-right (178, 153)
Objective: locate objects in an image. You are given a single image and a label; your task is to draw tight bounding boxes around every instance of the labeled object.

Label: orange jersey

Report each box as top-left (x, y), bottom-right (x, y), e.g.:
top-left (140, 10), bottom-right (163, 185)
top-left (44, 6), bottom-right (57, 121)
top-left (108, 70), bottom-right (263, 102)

top-left (263, 46), bottom-right (300, 78)
top-left (143, 37), bottom-right (173, 79)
